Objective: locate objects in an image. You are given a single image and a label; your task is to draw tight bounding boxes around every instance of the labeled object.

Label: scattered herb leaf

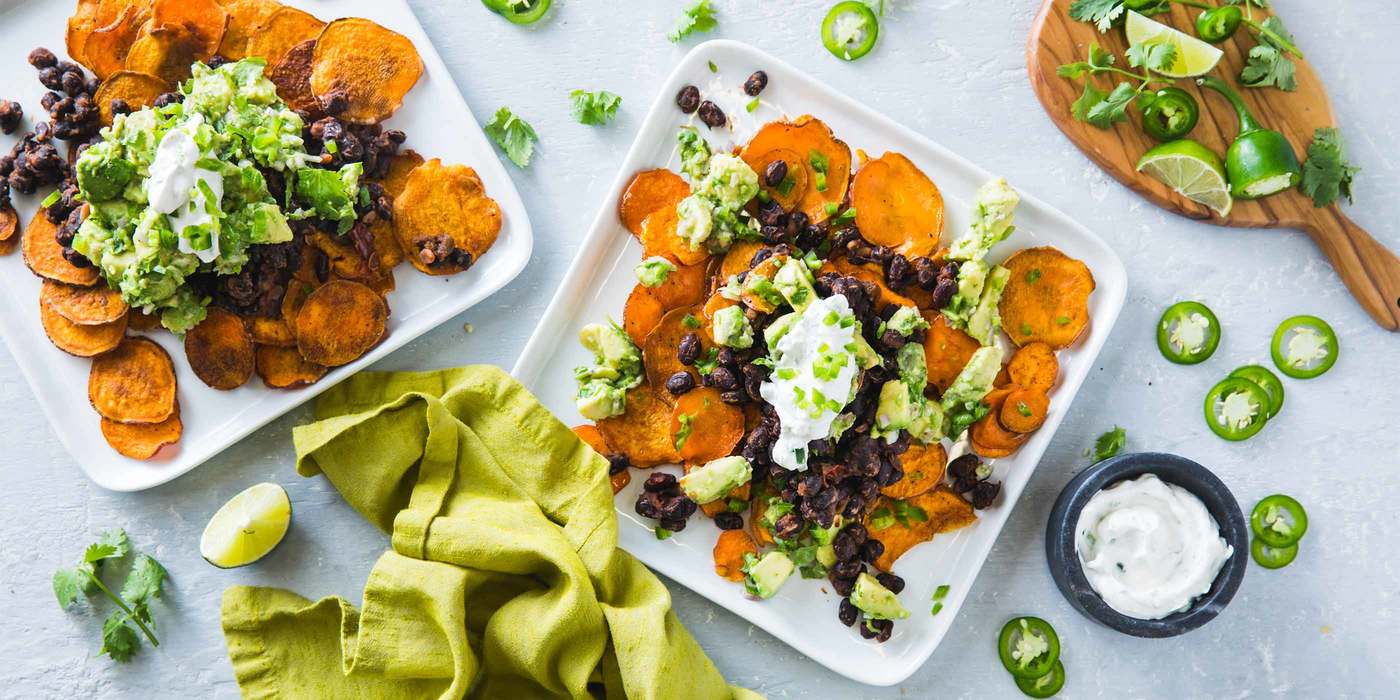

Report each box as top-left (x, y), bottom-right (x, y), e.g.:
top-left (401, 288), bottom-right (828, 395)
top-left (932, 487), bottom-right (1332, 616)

top-left (569, 89), bottom-right (622, 126)
top-left (1093, 425), bottom-right (1127, 462)
top-left (484, 107), bottom-right (538, 168)
top-left (668, 0), bottom-right (719, 43)
top-left (1299, 127), bottom-right (1359, 208)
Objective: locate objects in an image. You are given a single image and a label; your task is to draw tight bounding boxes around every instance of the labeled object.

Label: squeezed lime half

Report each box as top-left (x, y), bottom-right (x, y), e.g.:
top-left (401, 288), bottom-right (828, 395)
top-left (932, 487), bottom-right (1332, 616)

top-left (1137, 139), bottom-right (1233, 217)
top-left (200, 482), bottom-right (292, 569)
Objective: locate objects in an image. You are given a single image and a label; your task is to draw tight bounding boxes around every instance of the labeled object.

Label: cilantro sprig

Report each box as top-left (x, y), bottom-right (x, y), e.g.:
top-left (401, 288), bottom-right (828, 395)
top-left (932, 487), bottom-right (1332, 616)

top-left (1239, 15), bottom-right (1299, 91)
top-left (1299, 127), bottom-right (1359, 208)
top-left (668, 0), bottom-right (718, 43)
top-left (484, 106), bottom-right (538, 168)
top-left (1090, 425), bottom-right (1127, 462)
top-left (53, 529), bottom-right (168, 662)
top-left (1058, 42), bottom-right (1177, 130)
top-left (569, 89), bottom-right (622, 126)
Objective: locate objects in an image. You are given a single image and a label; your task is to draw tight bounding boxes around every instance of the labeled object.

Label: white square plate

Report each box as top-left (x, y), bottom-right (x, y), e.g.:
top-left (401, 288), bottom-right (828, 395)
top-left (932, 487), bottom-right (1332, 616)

top-left (0, 0), bottom-right (531, 491)
top-left (513, 40), bottom-right (1126, 686)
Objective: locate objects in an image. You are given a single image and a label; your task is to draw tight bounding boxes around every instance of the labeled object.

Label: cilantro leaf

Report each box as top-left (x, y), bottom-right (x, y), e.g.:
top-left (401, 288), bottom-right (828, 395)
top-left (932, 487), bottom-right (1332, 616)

top-left (569, 89), bottom-right (621, 126)
top-left (1068, 0), bottom-right (1124, 32)
top-left (101, 613), bottom-right (141, 663)
top-left (1070, 82), bottom-right (1108, 123)
top-left (668, 0), bottom-right (718, 43)
top-left (1300, 127), bottom-right (1359, 208)
top-left (1093, 425), bottom-right (1127, 461)
top-left (1240, 17), bottom-right (1297, 91)
top-left (484, 107), bottom-right (538, 168)
top-left (85, 528), bottom-right (130, 564)
top-left (121, 554), bottom-right (168, 605)
top-left (1125, 41), bottom-right (1176, 74)
top-left (1084, 82), bottom-right (1138, 129)
top-left (53, 563), bottom-right (95, 608)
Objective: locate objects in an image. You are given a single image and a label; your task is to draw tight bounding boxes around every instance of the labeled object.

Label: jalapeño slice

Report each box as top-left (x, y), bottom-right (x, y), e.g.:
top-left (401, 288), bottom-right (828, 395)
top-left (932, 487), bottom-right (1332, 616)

top-left (1157, 301), bottom-right (1220, 365)
top-left (482, 0), bottom-right (551, 24)
top-left (1270, 315), bottom-right (1338, 379)
top-left (1016, 659), bottom-right (1066, 698)
top-left (821, 2), bottom-right (879, 61)
top-left (1250, 494), bottom-right (1308, 548)
top-left (1203, 376), bottom-right (1269, 441)
top-left (1251, 537), bottom-right (1298, 569)
top-left (998, 617), bottom-right (1060, 680)
top-left (1228, 364), bottom-right (1285, 418)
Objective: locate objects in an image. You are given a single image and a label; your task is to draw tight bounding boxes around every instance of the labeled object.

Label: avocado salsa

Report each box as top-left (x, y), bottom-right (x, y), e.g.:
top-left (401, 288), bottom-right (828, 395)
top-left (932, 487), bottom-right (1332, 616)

top-left (72, 59), bottom-right (362, 333)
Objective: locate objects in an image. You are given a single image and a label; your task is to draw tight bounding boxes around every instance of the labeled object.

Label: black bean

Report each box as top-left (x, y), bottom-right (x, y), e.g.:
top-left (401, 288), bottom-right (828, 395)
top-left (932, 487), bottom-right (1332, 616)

top-left (841, 495), bottom-right (866, 520)
top-left (858, 616), bottom-right (879, 638)
top-left (661, 496), bottom-right (698, 520)
top-left (718, 389), bottom-right (744, 405)
top-left (860, 539), bottom-right (884, 563)
top-left (0, 101), bottom-right (21, 135)
top-left (605, 453), bottom-right (631, 475)
top-left (61, 70), bottom-right (86, 97)
top-left (677, 333), bottom-right (701, 365)
top-left (28, 48), bottom-right (57, 70)
top-left (109, 98), bottom-right (131, 117)
top-left (831, 575), bottom-right (856, 597)
top-left (322, 89), bottom-right (349, 116)
top-left (938, 261), bottom-right (960, 280)
top-left (659, 517), bottom-right (689, 533)
top-left (876, 572), bottom-right (905, 594)
top-left (756, 199), bottom-right (785, 227)
top-left (970, 481), bottom-right (1001, 510)
top-left (838, 598), bottom-right (859, 627)
top-left (717, 347), bottom-right (737, 369)
top-left (929, 277), bottom-right (958, 309)
top-left (38, 67), bottom-right (63, 90)
top-left (715, 511), bottom-right (744, 530)
top-left (665, 371), bottom-right (696, 395)
top-left (697, 100), bottom-right (726, 129)
top-left (644, 472), bottom-right (678, 491)
top-left (885, 254), bottom-right (910, 290)
top-left (676, 85), bottom-right (701, 113)
top-left (743, 70), bottom-right (768, 96)
top-left (947, 453), bottom-right (980, 480)
top-left (712, 366), bottom-right (739, 392)
top-left (763, 159), bottom-right (787, 187)
top-left (772, 512), bottom-right (804, 540)
top-left (873, 619), bottom-right (893, 643)
top-left (153, 92), bottom-right (180, 108)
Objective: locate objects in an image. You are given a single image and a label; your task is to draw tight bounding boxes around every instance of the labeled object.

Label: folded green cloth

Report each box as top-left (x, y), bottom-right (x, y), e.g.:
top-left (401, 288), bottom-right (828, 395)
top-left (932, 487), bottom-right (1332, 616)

top-left (221, 366), bottom-right (761, 700)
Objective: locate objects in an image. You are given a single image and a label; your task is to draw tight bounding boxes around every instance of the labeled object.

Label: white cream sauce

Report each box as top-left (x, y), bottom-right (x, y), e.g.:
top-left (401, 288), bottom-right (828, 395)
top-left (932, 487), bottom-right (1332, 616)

top-left (759, 295), bottom-right (859, 472)
top-left (147, 126), bottom-right (224, 263)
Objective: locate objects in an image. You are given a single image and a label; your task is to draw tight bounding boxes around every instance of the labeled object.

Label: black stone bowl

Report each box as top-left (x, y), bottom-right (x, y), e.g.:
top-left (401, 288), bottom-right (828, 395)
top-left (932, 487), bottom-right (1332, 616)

top-left (1045, 452), bottom-right (1248, 638)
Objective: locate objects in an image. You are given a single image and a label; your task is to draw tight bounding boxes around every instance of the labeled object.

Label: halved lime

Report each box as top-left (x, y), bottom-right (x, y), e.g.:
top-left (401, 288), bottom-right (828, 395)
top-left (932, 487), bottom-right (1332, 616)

top-left (1136, 139), bottom-right (1233, 217)
top-left (1125, 10), bottom-right (1224, 78)
top-left (200, 483), bottom-right (292, 569)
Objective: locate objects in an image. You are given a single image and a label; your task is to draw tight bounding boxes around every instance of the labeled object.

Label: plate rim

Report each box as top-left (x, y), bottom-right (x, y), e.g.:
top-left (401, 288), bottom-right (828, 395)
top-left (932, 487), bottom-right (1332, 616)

top-left (512, 37), bottom-right (1126, 686)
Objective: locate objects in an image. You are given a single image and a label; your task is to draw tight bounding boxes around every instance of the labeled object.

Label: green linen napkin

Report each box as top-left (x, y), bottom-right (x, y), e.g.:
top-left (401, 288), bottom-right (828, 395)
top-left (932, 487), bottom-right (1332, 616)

top-left (221, 365), bottom-right (762, 700)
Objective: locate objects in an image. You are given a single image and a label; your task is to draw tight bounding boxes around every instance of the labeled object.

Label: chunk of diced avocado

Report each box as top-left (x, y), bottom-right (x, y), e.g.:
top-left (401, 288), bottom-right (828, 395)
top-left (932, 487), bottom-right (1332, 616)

top-left (850, 572), bottom-right (910, 620)
top-left (850, 331), bottom-right (882, 370)
top-left (711, 305), bottom-right (754, 349)
top-left (680, 456), bottom-right (753, 504)
top-left (742, 551), bottom-right (795, 599)
top-left (577, 382), bottom-right (626, 420)
top-left (948, 177), bottom-right (1019, 263)
top-left (940, 345), bottom-right (1004, 413)
top-left (580, 322), bottom-right (640, 373)
top-left (773, 257), bottom-right (819, 312)
top-left (873, 379), bottom-right (914, 439)
top-left (634, 256), bottom-right (676, 288)
top-left (965, 264), bottom-right (1010, 346)
top-left (886, 305), bottom-right (929, 338)
top-left (944, 259), bottom-right (988, 322)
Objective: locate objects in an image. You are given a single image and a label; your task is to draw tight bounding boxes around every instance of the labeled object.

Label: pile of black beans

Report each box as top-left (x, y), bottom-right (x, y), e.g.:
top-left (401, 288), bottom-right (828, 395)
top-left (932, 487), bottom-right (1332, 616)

top-left (29, 48), bottom-right (101, 143)
top-left (634, 473), bottom-right (698, 533)
top-left (947, 453), bottom-right (1001, 510)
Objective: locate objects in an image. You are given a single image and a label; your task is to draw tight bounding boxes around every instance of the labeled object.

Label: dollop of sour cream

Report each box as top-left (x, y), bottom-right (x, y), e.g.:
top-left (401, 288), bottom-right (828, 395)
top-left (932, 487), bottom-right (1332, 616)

top-left (147, 124), bottom-right (223, 263)
top-left (1074, 473), bottom-right (1233, 620)
top-left (759, 294), bottom-right (859, 472)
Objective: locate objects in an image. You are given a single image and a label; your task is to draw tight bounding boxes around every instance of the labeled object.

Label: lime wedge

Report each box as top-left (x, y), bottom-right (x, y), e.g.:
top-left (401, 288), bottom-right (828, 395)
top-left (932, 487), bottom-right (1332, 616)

top-left (1137, 140), bottom-right (1233, 217)
top-left (200, 483), bottom-right (292, 569)
top-left (1125, 10), bottom-right (1224, 78)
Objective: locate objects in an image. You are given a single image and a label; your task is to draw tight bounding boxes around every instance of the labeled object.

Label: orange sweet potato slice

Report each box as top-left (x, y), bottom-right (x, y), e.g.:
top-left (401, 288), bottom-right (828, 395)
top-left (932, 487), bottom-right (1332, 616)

top-left (750, 489), bottom-right (775, 547)
top-left (740, 116), bottom-right (851, 224)
top-left (1007, 342), bottom-right (1058, 392)
top-left (866, 487), bottom-right (976, 572)
top-left (851, 152), bottom-right (944, 258)
top-left (101, 409), bottom-right (182, 459)
top-left (255, 344), bottom-right (326, 388)
top-left (1000, 387), bottom-right (1050, 434)
top-left (619, 169), bottom-right (691, 238)
top-left (266, 39), bottom-right (320, 114)
top-left (713, 529), bottom-right (759, 582)
top-left (95, 70), bottom-right (170, 126)
top-left (670, 387), bottom-right (744, 464)
top-left (623, 284), bottom-right (666, 348)
top-left (699, 483), bottom-right (750, 518)
top-left (23, 210), bottom-right (100, 286)
top-left (643, 305), bottom-right (707, 396)
top-left (0, 204), bottom-right (19, 246)
top-left (881, 442), bottom-right (947, 500)
top-left (702, 289), bottom-right (739, 322)
top-left (88, 337), bottom-right (178, 424)
top-left (40, 298), bottom-right (126, 357)
top-left (639, 204), bottom-right (708, 266)
top-left (393, 159), bottom-right (501, 275)
top-left (376, 149), bottom-right (425, 201)
top-left (970, 389), bottom-right (1026, 458)
top-left (245, 314), bottom-right (294, 347)
top-left (597, 386), bottom-right (680, 467)
top-left (748, 147), bottom-right (808, 212)
top-left (40, 279), bottom-right (128, 325)
top-left (66, 0), bottom-right (104, 69)
top-left (216, 0), bottom-right (283, 60)
top-left (572, 424), bottom-right (611, 456)
top-left (244, 5), bottom-right (324, 68)
top-left (124, 25), bottom-right (212, 89)
top-left (653, 259), bottom-right (709, 311)
top-left (922, 311), bottom-right (980, 392)
top-left (83, 5), bottom-right (149, 80)
top-left (127, 309), bottom-right (161, 331)
top-left (717, 240), bottom-right (765, 285)
top-left (309, 17), bottom-right (422, 125)
top-left (149, 0), bottom-right (227, 58)
top-left (294, 279), bottom-right (387, 367)
top-left (999, 247), bottom-right (1096, 349)
top-left (184, 307), bottom-right (254, 390)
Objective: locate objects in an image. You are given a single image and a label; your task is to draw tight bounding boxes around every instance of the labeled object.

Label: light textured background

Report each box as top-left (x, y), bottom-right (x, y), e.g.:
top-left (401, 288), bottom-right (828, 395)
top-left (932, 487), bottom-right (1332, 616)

top-left (2, 0), bottom-right (1397, 697)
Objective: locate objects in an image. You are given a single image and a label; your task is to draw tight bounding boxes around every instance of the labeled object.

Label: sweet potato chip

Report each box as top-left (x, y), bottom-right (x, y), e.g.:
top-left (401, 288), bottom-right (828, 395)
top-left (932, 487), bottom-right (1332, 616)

top-left (217, 0), bottom-right (282, 60)
top-left (1007, 342), bottom-right (1058, 392)
top-left (741, 255), bottom-right (786, 314)
top-left (971, 388), bottom-right (1026, 458)
top-left (41, 279), bottom-right (128, 325)
top-left (622, 284), bottom-right (666, 348)
top-left (40, 298), bottom-right (126, 356)
top-left (921, 312), bottom-right (979, 392)
top-left (740, 116), bottom-right (851, 224)
top-left (866, 488), bottom-right (976, 572)
top-left (101, 409), bottom-right (182, 459)
top-left (124, 25), bottom-right (212, 87)
top-left (66, 0), bottom-right (105, 68)
top-left (749, 147), bottom-right (808, 212)
top-left (651, 258), bottom-right (708, 310)
top-left (23, 212), bottom-right (99, 286)
top-left (618, 169), bottom-right (691, 238)
top-left (639, 204), bottom-right (708, 266)
top-left (702, 289), bottom-right (739, 321)
top-left (255, 344), bottom-right (326, 388)
top-left (851, 152), bottom-right (944, 258)
top-left (572, 424), bottom-right (611, 457)
top-left (609, 469), bottom-right (631, 494)
top-left (367, 218), bottom-right (404, 271)
top-left (718, 240), bottom-right (765, 285)
top-left (376, 149), bottom-right (424, 201)
top-left (309, 17), bottom-right (422, 124)
top-left (393, 159), bottom-right (501, 276)
top-left (750, 488), bottom-right (775, 547)
top-left (294, 279), bottom-right (387, 367)
top-left (244, 5), bottom-right (323, 68)
top-left (819, 256), bottom-right (919, 310)
top-left (247, 315), bottom-right (295, 347)
top-left (1000, 387), bottom-right (1049, 434)
top-left (83, 4), bottom-right (148, 80)
top-left (266, 39), bottom-right (320, 113)
top-left (306, 230), bottom-right (377, 282)
top-left (881, 442), bottom-right (947, 500)
top-left (622, 259), bottom-right (707, 347)
top-left (999, 246), bottom-right (1095, 349)
top-left (670, 387), bottom-right (744, 464)
top-left (95, 70), bottom-right (170, 125)
top-left (713, 529), bottom-right (759, 582)
top-left (596, 386), bottom-right (680, 467)
top-left (184, 307), bottom-right (254, 390)
top-left (89, 337), bottom-right (177, 424)
top-left (643, 305), bottom-right (707, 396)
top-left (128, 309), bottom-right (161, 331)
top-left (0, 203), bottom-right (19, 245)
top-left (149, 0), bottom-right (227, 58)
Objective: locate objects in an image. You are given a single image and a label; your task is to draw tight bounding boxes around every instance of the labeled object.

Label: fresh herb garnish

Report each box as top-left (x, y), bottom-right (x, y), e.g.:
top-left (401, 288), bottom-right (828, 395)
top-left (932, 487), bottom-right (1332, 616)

top-left (1092, 425), bottom-right (1127, 461)
top-left (708, 60), bottom-right (718, 73)
top-left (674, 413), bottom-right (694, 451)
top-left (569, 89), bottom-right (621, 126)
top-left (682, 313), bottom-right (701, 329)
top-left (746, 97), bottom-right (760, 113)
top-left (695, 347), bottom-right (720, 376)
top-left (668, 0), bottom-right (719, 43)
top-left (1299, 127), bottom-right (1359, 208)
top-left (1058, 42), bottom-right (1177, 130)
top-left (484, 106), bottom-right (538, 168)
top-left (53, 528), bottom-right (167, 662)
top-left (1239, 15), bottom-right (1300, 91)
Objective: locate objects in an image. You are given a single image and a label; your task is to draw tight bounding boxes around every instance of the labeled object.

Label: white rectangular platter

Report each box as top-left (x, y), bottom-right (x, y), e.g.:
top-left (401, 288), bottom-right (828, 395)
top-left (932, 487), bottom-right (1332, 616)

top-left (513, 40), bottom-right (1126, 686)
top-left (0, 0), bottom-right (531, 491)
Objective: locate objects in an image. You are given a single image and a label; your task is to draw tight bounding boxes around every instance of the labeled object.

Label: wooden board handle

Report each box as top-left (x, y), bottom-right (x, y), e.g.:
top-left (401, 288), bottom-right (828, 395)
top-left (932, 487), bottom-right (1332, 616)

top-left (1304, 210), bottom-right (1400, 331)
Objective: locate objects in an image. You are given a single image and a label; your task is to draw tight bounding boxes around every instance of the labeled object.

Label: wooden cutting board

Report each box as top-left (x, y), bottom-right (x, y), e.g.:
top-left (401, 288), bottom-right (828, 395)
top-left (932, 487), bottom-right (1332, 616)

top-left (1028, 0), bottom-right (1400, 331)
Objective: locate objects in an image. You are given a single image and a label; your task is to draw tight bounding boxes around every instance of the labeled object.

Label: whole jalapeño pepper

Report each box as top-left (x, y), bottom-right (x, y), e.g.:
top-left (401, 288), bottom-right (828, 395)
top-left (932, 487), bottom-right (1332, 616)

top-left (1198, 76), bottom-right (1301, 199)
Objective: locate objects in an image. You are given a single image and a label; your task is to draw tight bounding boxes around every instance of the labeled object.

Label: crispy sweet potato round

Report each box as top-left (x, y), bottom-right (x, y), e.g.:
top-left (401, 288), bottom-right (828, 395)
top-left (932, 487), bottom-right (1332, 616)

top-left (124, 26), bottom-right (213, 89)
top-left (294, 279), bottom-right (387, 367)
top-left (1000, 387), bottom-right (1050, 434)
top-left (639, 204), bottom-right (708, 266)
top-left (377, 150), bottom-right (424, 201)
top-left (748, 147), bottom-right (808, 212)
top-left (881, 442), bottom-right (947, 500)
top-left (23, 211), bottom-right (100, 286)
top-left (921, 311), bottom-right (980, 392)
top-left (650, 257), bottom-right (708, 310)
top-left (740, 116), bottom-right (851, 224)
top-left (255, 344), bottom-right (327, 388)
top-left (95, 70), bottom-right (170, 125)
top-left (1007, 342), bottom-right (1058, 391)
top-left (149, 0), bottom-right (227, 58)
top-left (101, 410), bottom-right (182, 460)
top-left (865, 488), bottom-right (976, 572)
top-left (309, 17), bottom-right (423, 124)
top-left (701, 289), bottom-right (739, 322)
top-left (713, 529), bottom-right (759, 582)
top-left (83, 5), bottom-right (148, 80)
top-left (623, 284), bottom-right (666, 348)
top-left (643, 305), bottom-right (708, 397)
top-left (66, 0), bottom-right (105, 69)
top-left (0, 204), bottom-right (19, 246)
top-left (393, 159), bottom-right (502, 276)
top-left (41, 279), bottom-right (128, 325)
top-left (266, 39), bottom-right (320, 113)
top-left (127, 309), bottom-right (161, 331)
top-left (246, 315), bottom-right (295, 347)
top-left (852, 151), bottom-right (944, 258)
top-left (717, 240), bottom-right (764, 285)
top-left (40, 298), bottom-right (126, 357)
top-left (89, 337), bottom-right (178, 424)
top-left (244, 6), bottom-right (324, 68)
top-left (571, 424), bottom-right (611, 456)
top-left (618, 169), bottom-right (691, 238)
top-left (970, 389), bottom-right (1026, 458)
top-left (596, 386), bottom-right (680, 467)
top-left (216, 0), bottom-right (283, 60)
top-left (184, 307), bottom-right (254, 390)
top-left (669, 387), bottom-right (744, 464)
top-left (999, 246), bottom-right (1096, 349)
